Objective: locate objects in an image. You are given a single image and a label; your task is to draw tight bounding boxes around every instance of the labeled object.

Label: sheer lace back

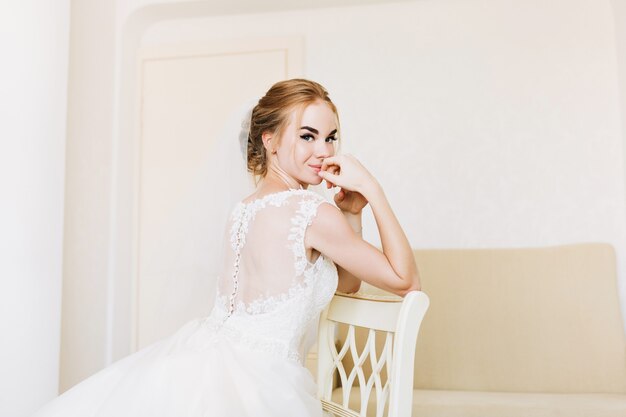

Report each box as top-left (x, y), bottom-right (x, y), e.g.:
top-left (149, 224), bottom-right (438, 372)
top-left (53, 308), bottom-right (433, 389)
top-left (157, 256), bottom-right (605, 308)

top-left (203, 188), bottom-right (338, 364)
top-left (218, 188), bottom-right (324, 315)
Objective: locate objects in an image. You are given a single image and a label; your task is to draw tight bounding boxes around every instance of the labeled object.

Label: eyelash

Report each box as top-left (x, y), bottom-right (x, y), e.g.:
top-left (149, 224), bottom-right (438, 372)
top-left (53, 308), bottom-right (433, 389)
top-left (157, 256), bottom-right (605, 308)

top-left (300, 134), bottom-right (338, 143)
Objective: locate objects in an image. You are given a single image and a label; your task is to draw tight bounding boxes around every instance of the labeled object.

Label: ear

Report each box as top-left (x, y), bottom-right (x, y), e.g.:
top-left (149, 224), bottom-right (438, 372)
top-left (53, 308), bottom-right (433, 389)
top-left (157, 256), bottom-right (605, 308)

top-left (262, 131), bottom-right (273, 153)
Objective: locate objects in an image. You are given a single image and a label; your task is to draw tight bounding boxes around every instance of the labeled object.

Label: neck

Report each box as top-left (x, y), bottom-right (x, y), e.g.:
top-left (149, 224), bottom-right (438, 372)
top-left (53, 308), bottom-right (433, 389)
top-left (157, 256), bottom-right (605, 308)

top-left (259, 172), bottom-right (308, 190)
top-left (261, 168), bottom-right (306, 191)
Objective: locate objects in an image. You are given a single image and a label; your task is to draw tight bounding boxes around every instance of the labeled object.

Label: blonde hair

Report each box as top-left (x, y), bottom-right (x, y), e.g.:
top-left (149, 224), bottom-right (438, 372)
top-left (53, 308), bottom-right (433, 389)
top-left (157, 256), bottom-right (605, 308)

top-left (247, 78), bottom-right (341, 183)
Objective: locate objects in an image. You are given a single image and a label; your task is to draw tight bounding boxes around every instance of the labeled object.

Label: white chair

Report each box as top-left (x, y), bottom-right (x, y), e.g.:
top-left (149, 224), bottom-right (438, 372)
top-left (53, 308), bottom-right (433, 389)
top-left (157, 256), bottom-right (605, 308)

top-left (316, 290), bottom-right (429, 417)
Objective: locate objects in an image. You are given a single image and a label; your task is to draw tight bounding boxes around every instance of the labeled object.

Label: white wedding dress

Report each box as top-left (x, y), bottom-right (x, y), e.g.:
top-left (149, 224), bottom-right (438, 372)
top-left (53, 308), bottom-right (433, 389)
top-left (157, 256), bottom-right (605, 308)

top-left (33, 188), bottom-right (339, 417)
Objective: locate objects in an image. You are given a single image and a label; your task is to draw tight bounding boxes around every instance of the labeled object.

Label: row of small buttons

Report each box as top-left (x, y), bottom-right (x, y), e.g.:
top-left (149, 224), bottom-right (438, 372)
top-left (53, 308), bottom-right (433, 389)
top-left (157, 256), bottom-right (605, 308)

top-left (221, 208), bottom-right (246, 325)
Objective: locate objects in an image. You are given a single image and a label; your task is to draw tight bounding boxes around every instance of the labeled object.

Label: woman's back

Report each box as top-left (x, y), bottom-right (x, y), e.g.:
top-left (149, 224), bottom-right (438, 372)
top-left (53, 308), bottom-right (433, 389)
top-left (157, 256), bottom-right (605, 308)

top-left (206, 188), bottom-right (339, 364)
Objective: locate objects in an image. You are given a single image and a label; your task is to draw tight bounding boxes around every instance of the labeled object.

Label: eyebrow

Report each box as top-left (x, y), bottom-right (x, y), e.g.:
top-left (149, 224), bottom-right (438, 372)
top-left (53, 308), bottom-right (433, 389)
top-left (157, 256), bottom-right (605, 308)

top-left (301, 126), bottom-right (337, 136)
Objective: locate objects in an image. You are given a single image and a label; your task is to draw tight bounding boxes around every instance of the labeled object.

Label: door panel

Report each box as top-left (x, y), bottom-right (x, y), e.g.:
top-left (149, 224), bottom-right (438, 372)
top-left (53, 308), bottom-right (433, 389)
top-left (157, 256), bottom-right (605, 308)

top-left (136, 38), bottom-right (303, 349)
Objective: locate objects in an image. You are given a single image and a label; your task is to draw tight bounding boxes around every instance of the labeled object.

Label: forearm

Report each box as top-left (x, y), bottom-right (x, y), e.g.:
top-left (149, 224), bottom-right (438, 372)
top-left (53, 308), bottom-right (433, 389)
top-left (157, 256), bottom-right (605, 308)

top-left (337, 210), bottom-right (362, 293)
top-left (341, 210), bottom-right (362, 234)
top-left (361, 181), bottom-right (420, 289)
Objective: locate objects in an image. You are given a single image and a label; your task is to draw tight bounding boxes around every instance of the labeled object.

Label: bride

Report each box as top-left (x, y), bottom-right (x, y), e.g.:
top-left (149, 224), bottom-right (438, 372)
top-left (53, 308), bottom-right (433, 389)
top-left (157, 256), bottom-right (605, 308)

top-left (32, 78), bottom-right (421, 416)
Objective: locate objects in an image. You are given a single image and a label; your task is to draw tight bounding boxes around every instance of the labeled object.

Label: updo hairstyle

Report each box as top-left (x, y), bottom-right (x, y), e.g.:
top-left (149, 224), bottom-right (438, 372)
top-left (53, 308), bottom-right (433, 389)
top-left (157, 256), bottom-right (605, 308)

top-left (247, 79), bottom-right (341, 182)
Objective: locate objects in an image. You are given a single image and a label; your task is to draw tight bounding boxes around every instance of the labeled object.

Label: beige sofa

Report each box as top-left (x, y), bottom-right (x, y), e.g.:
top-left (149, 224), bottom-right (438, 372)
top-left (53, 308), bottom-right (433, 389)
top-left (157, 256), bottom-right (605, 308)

top-left (322, 243), bottom-right (626, 416)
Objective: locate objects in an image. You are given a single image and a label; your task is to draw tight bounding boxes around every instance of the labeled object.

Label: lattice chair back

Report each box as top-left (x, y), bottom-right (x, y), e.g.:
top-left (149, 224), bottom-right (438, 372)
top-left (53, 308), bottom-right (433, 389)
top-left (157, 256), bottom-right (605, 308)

top-left (317, 290), bottom-right (429, 417)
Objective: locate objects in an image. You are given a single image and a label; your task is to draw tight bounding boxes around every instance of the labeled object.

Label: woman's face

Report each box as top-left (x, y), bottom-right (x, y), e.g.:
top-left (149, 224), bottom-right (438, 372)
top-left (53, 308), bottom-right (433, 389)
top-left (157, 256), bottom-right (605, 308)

top-left (269, 100), bottom-right (338, 187)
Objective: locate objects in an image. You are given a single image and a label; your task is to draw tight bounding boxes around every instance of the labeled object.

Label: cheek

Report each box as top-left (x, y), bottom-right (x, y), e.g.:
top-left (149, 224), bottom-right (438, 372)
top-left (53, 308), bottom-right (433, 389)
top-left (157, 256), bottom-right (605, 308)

top-left (294, 143), bottom-right (311, 161)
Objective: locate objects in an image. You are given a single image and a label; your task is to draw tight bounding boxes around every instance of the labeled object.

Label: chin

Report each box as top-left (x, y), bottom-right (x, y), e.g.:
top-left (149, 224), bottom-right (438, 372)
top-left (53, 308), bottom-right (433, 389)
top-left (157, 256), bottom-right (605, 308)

top-left (310, 175), bottom-right (324, 185)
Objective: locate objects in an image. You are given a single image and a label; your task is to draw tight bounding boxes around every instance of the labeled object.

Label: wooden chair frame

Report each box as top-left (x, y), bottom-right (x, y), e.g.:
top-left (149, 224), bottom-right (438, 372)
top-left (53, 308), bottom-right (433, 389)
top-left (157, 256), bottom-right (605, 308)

top-left (316, 290), bottom-right (429, 417)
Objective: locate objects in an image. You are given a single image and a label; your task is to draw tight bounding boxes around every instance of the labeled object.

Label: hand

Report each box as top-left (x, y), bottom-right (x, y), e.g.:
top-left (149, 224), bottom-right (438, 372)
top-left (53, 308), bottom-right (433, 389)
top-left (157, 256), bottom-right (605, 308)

top-left (318, 154), bottom-right (375, 213)
top-left (333, 187), bottom-right (369, 214)
top-left (322, 162), bottom-right (368, 213)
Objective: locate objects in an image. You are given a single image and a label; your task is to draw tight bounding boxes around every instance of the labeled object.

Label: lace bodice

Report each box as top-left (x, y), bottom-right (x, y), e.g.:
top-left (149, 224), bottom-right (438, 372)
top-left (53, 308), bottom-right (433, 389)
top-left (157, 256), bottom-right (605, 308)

top-left (201, 188), bottom-right (338, 365)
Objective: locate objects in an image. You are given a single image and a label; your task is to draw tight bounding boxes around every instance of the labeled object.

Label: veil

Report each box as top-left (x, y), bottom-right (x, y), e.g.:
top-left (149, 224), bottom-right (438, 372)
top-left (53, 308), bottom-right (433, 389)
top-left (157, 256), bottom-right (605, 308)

top-left (205, 97), bottom-right (258, 296)
top-left (212, 97), bottom-right (258, 211)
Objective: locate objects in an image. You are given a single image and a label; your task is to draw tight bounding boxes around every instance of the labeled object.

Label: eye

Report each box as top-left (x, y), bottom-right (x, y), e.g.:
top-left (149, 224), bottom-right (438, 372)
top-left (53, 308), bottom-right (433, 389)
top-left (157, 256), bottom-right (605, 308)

top-left (300, 134), bottom-right (338, 143)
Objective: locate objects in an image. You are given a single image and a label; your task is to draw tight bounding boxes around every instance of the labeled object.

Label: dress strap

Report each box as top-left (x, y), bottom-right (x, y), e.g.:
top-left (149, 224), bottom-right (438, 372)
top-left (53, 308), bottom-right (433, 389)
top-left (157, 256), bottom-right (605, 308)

top-left (287, 193), bottom-right (327, 276)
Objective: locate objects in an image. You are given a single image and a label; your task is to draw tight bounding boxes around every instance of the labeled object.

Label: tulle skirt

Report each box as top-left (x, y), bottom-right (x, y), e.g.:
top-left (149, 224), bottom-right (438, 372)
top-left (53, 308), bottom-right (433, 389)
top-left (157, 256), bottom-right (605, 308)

top-left (32, 317), bottom-right (324, 417)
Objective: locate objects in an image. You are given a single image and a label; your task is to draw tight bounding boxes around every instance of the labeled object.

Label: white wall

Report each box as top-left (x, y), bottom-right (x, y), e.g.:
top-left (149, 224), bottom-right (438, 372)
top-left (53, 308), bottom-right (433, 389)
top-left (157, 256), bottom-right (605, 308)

top-left (612, 0), bottom-right (626, 235)
top-left (59, 0), bottom-right (117, 394)
top-left (141, 0), bottom-right (626, 320)
top-left (0, 1), bottom-right (70, 416)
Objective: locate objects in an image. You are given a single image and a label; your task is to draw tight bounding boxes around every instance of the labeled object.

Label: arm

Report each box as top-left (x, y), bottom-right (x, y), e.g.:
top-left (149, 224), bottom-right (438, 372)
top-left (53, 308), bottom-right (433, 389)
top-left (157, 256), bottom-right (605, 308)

top-left (306, 181), bottom-right (421, 297)
top-left (363, 180), bottom-right (420, 289)
top-left (336, 210), bottom-right (362, 293)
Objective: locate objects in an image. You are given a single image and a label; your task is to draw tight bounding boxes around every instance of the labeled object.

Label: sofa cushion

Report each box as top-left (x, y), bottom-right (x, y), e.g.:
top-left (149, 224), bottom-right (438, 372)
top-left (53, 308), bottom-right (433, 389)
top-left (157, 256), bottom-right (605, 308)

top-left (332, 387), bottom-right (626, 417)
top-left (408, 243), bottom-right (626, 393)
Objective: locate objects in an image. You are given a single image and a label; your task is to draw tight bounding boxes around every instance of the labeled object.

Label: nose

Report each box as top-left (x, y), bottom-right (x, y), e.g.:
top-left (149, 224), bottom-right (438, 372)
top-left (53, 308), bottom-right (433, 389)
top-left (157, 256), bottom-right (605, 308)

top-left (314, 138), bottom-right (334, 159)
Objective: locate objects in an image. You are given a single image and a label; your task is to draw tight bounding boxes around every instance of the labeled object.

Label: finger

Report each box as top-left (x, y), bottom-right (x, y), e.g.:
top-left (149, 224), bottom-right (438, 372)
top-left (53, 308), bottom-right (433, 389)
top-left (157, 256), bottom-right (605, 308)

top-left (319, 171), bottom-right (335, 187)
top-left (321, 161), bottom-right (334, 172)
top-left (325, 166), bottom-right (339, 183)
top-left (318, 170), bottom-right (339, 184)
top-left (321, 156), bottom-right (339, 171)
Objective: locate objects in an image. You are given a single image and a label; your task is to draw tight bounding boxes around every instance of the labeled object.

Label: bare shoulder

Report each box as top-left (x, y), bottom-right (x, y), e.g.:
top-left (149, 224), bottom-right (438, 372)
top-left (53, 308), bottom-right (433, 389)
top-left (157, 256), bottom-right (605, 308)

top-left (306, 201), bottom-right (357, 250)
top-left (311, 201), bottom-right (344, 228)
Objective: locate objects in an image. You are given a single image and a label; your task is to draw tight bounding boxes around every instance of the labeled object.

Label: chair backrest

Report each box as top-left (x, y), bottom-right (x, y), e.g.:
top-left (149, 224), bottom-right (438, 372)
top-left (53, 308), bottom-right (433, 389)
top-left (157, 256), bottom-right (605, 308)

top-left (316, 290), bottom-right (430, 417)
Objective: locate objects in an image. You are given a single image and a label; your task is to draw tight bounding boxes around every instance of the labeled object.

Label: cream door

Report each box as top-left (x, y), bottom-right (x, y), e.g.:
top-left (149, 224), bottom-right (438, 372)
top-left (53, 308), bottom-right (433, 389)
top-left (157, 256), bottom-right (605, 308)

top-left (135, 38), bottom-right (303, 350)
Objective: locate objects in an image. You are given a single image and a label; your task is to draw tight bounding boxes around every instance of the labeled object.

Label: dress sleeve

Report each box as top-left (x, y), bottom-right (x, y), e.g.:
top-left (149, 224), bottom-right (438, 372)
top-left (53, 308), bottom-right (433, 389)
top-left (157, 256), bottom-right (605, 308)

top-left (287, 192), bottom-right (329, 276)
